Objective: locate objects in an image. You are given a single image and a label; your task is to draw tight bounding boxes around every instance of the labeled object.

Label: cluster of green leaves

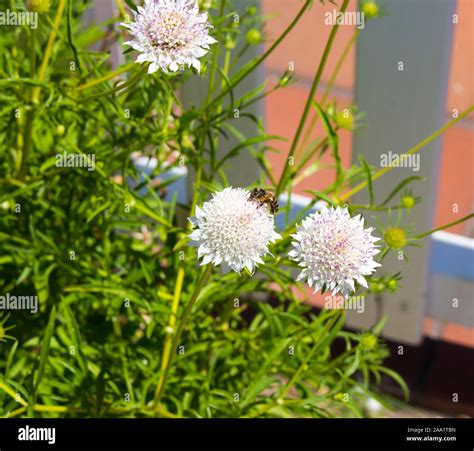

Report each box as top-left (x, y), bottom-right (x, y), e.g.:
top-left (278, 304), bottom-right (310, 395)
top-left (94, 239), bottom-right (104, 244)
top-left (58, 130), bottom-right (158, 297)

top-left (0, 0), bottom-right (426, 418)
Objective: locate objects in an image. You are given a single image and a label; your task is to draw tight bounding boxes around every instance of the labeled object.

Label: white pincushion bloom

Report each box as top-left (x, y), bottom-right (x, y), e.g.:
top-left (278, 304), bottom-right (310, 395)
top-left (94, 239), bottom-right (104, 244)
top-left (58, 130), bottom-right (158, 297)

top-left (122, 0), bottom-right (217, 74)
top-left (289, 206), bottom-right (380, 298)
top-left (189, 188), bottom-right (281, 274)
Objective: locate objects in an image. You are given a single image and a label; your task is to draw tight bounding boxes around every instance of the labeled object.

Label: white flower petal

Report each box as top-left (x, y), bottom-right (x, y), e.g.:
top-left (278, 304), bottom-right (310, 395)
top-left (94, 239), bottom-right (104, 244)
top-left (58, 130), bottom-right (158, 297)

top-left (121, 0), bottom-right (216, 74)
top-left (188, 187), bottom-right (280, 274)
top-left (189, 229), bottom-right (201, 241)
top-left (290, 206), bottom-right (380, 299)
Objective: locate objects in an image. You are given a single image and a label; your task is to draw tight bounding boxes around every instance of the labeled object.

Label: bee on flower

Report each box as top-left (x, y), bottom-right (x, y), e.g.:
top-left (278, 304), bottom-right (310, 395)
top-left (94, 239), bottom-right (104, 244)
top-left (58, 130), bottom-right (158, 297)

top-left (188, 188), bottom-right (281, 274)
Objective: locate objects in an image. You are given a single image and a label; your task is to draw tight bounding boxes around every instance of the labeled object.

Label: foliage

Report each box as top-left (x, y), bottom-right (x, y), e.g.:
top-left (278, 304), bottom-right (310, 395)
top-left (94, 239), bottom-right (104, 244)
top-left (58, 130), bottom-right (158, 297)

top-left (0, 0), bottom-right (471, 418)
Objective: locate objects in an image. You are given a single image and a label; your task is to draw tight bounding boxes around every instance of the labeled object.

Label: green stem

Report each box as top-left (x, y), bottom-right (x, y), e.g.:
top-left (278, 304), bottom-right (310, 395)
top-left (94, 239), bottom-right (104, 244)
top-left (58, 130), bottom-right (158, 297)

top-left (74, 62), bottom-right (138, 91)
top-left (341, 105), bottom-right (474, 201)
top-left (205, 0), bottom-right (312, 111)
top-left (414, 213), bottom-right (474, 240)
top-left (275, 0), bottom-right (350, 197)
top-left (251, 310), bottom-right (344, 418)
top-left (76, 65), bottom-right (147, 102)
top-left (153, 264), bottom-right (185, 405)
top-left (278, 309), bottom-right (343, 400)
top-left (19, 27), bottom-right (38, 181)
top-left (298, 28), bottom-right (360, 157)
top-left (153, 264), bottom-right (213, 407)
top-left (19, 111), bottom-right (34, 181)
top-left (31, 0), bottom-right (67, 104)
top-left (210, 45), bottom-right (232, 166)
top-left (114, 0), bottom-right (127, 18)
top-left (19, 0), bottom-right (66, 180)
top-left (207, 0), bottom-right (227, 104)
top-left (292, 136), bottom-right (329, 182)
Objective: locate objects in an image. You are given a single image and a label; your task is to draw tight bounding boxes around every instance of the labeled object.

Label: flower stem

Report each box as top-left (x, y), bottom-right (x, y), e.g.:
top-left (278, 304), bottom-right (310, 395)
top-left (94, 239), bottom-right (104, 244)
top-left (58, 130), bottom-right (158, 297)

top-left (31, 0), bottom-right (67, 104)
top-left (341, 105), bottom-right (474, 201)
top-left (114, 0), bottom-right (127, 18)
top-left (250, 310), bottom-right (343, 417)
top-left (153, 264), bottom-right (213, 407)
top-left (275, 0), bottom-right (350, 197)
top-left (206, 0), bottom-right (227, 104)
top-left (278, 309), bottom-right (343, 400)
top-left (153, 265), bottom-right (185, 403)
top-left (297, 28), bottom-right (361, 158)
top-left (205, 0), bottom-right (312, 111)
top-left (74, 62), bottom-right (138, 91)
top-left (413, 213), bottom-right (474, 240)
top-left (19, 0), bottom-right (66, 180)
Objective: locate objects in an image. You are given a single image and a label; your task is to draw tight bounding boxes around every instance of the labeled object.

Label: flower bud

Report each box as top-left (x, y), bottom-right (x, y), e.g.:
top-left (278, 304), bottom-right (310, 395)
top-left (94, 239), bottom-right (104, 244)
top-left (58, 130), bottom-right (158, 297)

top-left (246, 6), bottom-right (258, 16)
top-left (370, 281), bottom-right (385, 293)
top-left (246, 29), bottom-right (262, 45)
top-left (360, 333), bottom-right (378, 351)
top-left (27, 0), bottom-right (51, 12)
top-left (384, 227), bottom-right (407, 249)
top-left (278, 71), bottom-right (293, 87)
top-left (361, 2), bottom-right (379, 19)
top-left (335, 109), bottom-right (354, 130)
top-left (1, 200), bottom-right (12, 211)
top-left (225, 39), bottom-right (236, 50)
top-left (401, 195), bottom-right (415, 209)
top-left (386, 278), bottom-right (399, 291)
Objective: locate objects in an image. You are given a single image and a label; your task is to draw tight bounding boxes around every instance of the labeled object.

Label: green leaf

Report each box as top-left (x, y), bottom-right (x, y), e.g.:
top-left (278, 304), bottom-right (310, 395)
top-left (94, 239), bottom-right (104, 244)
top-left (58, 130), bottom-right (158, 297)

top-left (374, 365), bottom-right (409, 401)
top-left (241, 337), bottom-right (293, 407)
top-left (34, 306), bottom-right (56, 392)
top-left (5, 340), bottom-right (19, 378)
top-left (358, 155), bottom-right (374, 206)
top-left (87, 201), bottom-right (111, 223)
top-left (312, 101), bottom-right (342, 185)
top-left (131, 194), bottom-right (172, 227)
top-left (61, 302), bottom-right (86, 372)
top-left (215, 134), bottom-right (283, 170)
top-left (303, 190), bottom-right (338, 207)
top-left (379, 176), bottom-right (424, 206)
top-left (371, 315), bottom-right (388, 336)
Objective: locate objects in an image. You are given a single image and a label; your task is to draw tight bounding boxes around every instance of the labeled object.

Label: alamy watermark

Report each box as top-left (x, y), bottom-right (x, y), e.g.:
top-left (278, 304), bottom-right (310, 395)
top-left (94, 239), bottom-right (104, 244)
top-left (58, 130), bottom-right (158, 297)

top-left (380, 151), bottom-right (420, 172)
top-left (324, 9), bottom-right (365, 29)
top-left (325, 295), bottom-right (365, 314)
top-left (0, 293), bottom-right (38, 314)
top-left (56, 152), bottom-right (96, 171)
top-left (0, 9), bottom-right (38, 29)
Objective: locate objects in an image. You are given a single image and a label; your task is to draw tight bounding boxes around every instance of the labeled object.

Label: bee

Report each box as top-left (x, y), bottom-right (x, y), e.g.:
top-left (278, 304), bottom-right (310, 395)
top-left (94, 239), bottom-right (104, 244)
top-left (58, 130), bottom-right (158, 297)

top-left (248, 188), bottom-right (279, 214)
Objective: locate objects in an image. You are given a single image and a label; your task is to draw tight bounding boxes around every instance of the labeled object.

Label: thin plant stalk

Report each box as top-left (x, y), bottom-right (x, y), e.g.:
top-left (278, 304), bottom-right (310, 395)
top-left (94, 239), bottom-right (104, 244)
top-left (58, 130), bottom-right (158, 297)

top-left (340, 105), bottom-right (474, 202)
top-left (276, 0), bottom-right (350, 197)
top-left (297, 28), bottom-right (361, 159)
top-left (413, 213), bottom-right (474, 240)
top-left (205, 0), bottom-right (313, 111)
top-left (153, 264), bottom-right (213, 407)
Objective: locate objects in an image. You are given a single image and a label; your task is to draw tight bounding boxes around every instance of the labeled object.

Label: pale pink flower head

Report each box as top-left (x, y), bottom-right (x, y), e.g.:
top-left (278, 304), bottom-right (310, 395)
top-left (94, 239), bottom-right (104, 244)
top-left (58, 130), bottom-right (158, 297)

top-left (122, 0), bottom-right (217, 74)
top-left (289, 206), bottom-right (381, 298)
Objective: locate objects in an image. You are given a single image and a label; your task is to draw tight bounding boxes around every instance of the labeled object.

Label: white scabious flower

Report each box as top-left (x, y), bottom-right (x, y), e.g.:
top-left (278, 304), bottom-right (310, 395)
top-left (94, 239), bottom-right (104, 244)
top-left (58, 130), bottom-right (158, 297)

top-left (122, 0), bottom-right (217, 74)
top-left (189, 188), bottom-right (281, 274)
top-left (289, 206), bottom-right (380, 298)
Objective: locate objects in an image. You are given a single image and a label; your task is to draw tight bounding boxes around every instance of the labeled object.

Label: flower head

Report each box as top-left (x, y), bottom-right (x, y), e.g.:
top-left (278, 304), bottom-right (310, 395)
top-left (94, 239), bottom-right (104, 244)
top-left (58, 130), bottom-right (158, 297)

top-left (188, 188), bottom-right (281, 274)
top-left (359, 332), bottom-right (378, 351)
top-left (289, 206), bottom-right (380, 298)
top-left (122, 0), bottom-right (217, 74)
top-left (384, 227), bottom-right (407, 249)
